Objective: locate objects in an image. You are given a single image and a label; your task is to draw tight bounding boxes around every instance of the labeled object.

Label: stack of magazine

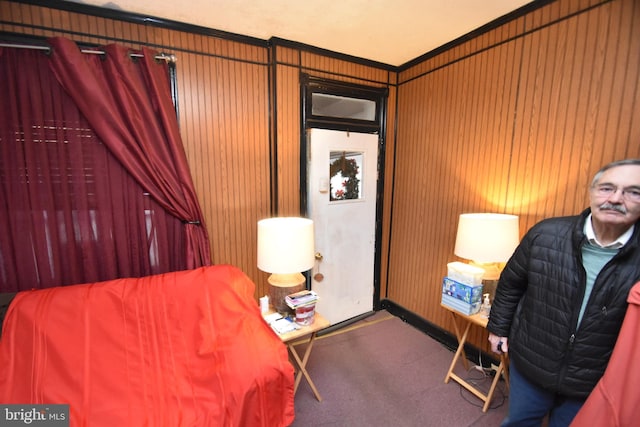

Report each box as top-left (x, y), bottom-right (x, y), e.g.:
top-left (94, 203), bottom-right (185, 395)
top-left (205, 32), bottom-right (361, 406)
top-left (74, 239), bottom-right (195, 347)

top-left (285, 290), bottom-right (318, 309)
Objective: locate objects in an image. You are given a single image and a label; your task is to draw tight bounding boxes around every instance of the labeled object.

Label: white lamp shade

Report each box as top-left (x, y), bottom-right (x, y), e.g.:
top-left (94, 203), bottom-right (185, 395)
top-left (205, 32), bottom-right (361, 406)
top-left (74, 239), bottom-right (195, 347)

top-left (454, 213), bottom-right (520, 263)
top-left (257, 217), bottom-right (315, 274)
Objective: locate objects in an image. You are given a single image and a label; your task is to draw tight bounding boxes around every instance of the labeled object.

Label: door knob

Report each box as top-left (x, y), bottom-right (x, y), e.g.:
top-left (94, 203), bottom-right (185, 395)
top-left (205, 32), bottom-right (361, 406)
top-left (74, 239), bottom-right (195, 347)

top-left (314, 252), bottom-right (324, 282)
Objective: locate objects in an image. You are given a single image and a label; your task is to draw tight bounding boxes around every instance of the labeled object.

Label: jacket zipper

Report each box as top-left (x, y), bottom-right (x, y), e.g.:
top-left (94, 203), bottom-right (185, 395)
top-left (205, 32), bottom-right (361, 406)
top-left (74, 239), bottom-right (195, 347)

top-left (557, 236), bottom-right (584, 388)
top-left (557, 240), bottom-right (620, 389)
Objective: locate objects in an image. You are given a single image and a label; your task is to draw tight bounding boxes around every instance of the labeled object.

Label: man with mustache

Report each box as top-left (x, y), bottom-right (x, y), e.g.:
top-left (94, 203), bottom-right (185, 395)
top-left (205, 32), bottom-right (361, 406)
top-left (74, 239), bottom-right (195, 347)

top-left (487, 159), bottom-right (640, 427)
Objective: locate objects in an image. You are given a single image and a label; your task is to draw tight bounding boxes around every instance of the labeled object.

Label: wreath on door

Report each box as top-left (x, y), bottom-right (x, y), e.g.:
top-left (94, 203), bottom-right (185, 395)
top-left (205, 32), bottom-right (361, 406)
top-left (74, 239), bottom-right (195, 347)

top-left (330, 152), bottom-right (360, 200)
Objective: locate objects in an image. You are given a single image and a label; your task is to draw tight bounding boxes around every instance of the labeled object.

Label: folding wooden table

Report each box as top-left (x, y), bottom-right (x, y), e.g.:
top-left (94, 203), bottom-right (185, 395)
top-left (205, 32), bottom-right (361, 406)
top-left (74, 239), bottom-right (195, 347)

top-left (276, 312), bottom-right (330, 401)
top-left (441, 303), bottom-right (509, 412)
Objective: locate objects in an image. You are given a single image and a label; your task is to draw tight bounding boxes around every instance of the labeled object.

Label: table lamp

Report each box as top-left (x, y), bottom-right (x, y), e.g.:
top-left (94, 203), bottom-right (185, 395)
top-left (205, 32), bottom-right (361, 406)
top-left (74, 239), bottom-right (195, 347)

top-left (454, 213), bottom-right (520, 297)
top-left (257, 217), bottom-right (315, 313)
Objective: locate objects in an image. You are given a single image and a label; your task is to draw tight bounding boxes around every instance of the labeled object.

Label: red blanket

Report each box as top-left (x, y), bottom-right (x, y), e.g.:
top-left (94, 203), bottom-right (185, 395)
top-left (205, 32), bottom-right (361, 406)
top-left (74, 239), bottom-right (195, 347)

top-left (0, 265), bottom-right (294, 427)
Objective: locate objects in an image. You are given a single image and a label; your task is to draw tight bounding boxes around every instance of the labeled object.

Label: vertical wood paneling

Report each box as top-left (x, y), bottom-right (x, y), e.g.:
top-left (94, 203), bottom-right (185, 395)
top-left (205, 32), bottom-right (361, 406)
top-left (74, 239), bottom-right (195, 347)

top-left (300, 52), bottom-right (390, 84)
top-left (275, 46), bottom-right (300, 66)
top-left (274, 65), bottom-right (301, 217)
top-left (175, 46), bottom-right (272, 291)
top-left (0, 1), bottom-right (274, 298)
top-left (391, 0), bottom-right (640, 351)
top-left (3, 0), bottom-right (639, 353)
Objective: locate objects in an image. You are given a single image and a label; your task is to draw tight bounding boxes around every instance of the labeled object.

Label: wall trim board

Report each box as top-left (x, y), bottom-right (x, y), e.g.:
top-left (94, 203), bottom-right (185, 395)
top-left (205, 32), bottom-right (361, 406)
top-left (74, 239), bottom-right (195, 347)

top-left (0, 30), bottom-right (269, 68)
top-left (7, 0), bottom-right (395, 71)
top-left (381, 299), bottom-right (501, 368)
top-left (398, 0), bottom-right (557, 71)
top-left (399, 0), bottom-right (614, 85)
top-left (0, 31), bottom-right (181, 58)
top-left (8, 0), bottom-right (562, 78)
top-left (272, 59), bottom-right (396, 88)
top-left (10, 0), bottom-right (268, 49)
top-left (269, 36), bottom-right (396, 72)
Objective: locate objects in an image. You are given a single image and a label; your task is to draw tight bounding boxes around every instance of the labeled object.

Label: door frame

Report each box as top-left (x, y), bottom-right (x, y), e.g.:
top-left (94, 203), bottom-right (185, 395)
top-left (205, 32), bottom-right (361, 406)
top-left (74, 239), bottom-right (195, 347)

top-left (299, 73), bottom-right (388, 312)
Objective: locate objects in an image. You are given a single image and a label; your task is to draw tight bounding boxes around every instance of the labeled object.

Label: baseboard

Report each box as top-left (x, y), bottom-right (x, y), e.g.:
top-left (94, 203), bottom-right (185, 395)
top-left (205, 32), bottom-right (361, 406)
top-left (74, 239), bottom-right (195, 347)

top-left (316, 311), bottom-right (376, 337)
top-left (380, 298), bottom-right (500, 368)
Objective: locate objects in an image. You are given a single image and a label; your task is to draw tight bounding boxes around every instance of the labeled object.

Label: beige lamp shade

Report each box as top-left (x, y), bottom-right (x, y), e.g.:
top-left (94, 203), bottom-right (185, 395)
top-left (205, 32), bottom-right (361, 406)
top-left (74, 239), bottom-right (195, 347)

top-left (257, 217), bottom-right (315, 274)
top-left (257, 217), bottom-right (315, 313)
top-left (454, 213), bottom-right (520, 264)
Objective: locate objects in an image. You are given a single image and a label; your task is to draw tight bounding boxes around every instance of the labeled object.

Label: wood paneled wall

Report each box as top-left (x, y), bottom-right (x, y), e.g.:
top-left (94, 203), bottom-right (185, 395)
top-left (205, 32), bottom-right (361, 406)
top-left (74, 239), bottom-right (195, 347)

top-left (391, 0), bottom-right (640, 351)
top-left (0, 1), bottom-right (396, 301)
top-left (0, 1), bottom-right (274, 296)
top-left (3, 0), bottom-right (639, 353)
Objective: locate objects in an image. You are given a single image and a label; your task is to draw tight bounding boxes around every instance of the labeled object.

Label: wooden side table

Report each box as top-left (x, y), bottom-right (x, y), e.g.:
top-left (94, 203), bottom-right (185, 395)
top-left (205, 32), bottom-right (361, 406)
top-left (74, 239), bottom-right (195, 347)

top-left (274, 312), bottom-right (330, 401)
top-left (441, 303), bottom-right (509, 412)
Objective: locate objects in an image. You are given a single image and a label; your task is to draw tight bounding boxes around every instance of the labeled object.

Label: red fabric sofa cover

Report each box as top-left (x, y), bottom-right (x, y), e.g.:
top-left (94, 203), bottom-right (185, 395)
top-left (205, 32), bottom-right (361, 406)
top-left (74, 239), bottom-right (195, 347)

top-left (0, 265), bottom-right (294, 426)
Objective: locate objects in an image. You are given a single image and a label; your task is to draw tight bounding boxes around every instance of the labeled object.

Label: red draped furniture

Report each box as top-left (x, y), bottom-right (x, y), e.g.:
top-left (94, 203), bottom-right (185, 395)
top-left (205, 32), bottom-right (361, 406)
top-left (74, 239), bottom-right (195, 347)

top-left (0, 265), bottom-right (294, 427)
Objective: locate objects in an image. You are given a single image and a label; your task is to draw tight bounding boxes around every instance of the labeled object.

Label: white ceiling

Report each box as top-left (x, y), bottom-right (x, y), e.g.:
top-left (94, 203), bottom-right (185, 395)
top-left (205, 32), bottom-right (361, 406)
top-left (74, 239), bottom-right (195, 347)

top-left (69, 0), bottom-right (534, 66)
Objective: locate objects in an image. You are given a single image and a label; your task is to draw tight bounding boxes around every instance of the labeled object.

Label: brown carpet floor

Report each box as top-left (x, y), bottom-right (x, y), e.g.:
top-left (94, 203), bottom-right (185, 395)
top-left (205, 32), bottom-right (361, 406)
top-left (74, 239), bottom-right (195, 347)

top-left (289, 310), bottom-right (508, 426)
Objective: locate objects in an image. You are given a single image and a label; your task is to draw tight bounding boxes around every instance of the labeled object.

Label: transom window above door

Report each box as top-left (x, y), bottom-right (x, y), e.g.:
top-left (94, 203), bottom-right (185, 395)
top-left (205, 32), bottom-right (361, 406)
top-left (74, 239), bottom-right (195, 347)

top-left (312, 94), bottom-right (376, 121)
top-left (301, 74), bottom-right (387, 133)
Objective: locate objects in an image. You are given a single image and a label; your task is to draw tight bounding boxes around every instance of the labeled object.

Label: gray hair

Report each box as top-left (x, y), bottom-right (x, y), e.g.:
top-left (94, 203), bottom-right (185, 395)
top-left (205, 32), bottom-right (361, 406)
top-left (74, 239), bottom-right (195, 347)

top-left (591, 159), bottom-right (640, 187)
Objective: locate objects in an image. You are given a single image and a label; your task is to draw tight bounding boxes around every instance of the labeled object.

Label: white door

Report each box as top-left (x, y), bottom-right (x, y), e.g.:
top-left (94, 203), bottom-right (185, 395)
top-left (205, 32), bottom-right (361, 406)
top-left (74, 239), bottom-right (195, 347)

top-left (307, 128), bottom-right (379, 325)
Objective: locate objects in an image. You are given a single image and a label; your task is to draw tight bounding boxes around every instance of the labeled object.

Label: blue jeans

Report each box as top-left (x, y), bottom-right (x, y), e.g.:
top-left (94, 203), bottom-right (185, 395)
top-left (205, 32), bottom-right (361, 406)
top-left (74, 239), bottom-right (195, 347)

top-left (502, 362), bottom-right (585, 427)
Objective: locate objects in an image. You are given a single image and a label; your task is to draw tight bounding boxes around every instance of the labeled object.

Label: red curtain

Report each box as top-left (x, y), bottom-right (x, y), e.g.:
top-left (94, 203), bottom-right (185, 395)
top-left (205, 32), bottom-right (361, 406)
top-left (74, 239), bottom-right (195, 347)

top-left (0, 38), bottom-right (211, 292)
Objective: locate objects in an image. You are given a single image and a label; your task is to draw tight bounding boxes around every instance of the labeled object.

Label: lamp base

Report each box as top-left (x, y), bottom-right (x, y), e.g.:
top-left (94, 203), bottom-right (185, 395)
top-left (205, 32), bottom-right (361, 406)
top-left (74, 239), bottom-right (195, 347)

top-left (468, 261), bottom-right (503, 281)
top-left (468, 261), bottom-right (504, 302)
top-left (268, 273), bottom-right (306, 314)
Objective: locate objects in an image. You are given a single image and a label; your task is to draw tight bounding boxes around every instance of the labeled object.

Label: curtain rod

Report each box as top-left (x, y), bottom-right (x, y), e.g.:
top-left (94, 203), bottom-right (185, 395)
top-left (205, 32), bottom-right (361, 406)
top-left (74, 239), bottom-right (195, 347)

top-left (0, 42), bottom-right (177, 63)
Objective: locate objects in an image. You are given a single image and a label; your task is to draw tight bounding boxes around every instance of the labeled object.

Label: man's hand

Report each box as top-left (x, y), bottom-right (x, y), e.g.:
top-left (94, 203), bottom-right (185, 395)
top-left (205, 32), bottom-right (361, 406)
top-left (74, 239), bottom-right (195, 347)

top-left (488, 332), bottom-right (508, 354)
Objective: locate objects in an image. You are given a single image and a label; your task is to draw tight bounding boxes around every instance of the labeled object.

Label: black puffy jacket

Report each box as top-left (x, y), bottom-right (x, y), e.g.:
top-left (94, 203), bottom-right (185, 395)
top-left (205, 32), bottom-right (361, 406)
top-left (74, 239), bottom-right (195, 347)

top-left (487, 208), bottom-right (640, 399)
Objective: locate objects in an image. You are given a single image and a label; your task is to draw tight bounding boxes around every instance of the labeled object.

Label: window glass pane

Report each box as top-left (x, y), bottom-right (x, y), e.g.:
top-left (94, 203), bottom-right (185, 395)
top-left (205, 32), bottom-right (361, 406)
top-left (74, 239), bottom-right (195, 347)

top-left (312, 93), bottom-right (375, 121)
top-left (330, 151), bottom-right (363, 201)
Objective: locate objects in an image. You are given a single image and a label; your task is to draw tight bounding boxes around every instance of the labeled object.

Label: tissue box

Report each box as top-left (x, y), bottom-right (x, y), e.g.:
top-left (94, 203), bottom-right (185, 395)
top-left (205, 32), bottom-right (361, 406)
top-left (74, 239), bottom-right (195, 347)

top-left (442, 277), bottom-right (483, 304)
top-left (441, 293), bottom-right (481, 315)
top-left (447, 262), bottom-right (485, 285)
top-left (441, 277), bottom-right (483, 315)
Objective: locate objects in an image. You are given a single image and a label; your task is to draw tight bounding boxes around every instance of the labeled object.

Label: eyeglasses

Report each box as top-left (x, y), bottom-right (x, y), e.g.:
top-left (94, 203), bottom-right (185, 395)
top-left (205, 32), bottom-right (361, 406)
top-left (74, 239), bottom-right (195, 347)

top-left (591, 184), bottom-right (640, 202)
